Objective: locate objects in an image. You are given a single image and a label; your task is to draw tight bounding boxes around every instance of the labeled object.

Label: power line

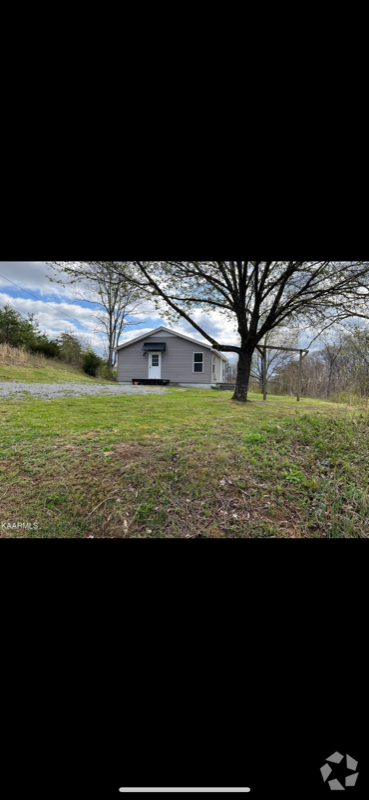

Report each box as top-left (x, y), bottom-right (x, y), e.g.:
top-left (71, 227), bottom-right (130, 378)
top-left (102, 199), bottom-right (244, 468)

top-left (0, 272), bottom-right (84, 325)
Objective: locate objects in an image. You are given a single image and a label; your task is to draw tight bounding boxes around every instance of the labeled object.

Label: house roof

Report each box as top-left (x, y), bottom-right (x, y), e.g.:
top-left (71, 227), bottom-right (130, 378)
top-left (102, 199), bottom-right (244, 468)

top-left (115, 326), bottom-right (229, 362)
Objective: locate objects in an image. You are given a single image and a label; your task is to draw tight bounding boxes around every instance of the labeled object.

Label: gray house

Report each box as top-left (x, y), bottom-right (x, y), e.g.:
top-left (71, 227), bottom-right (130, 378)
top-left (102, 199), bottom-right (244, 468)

top-left (116, 326), bottom-right (229, 388)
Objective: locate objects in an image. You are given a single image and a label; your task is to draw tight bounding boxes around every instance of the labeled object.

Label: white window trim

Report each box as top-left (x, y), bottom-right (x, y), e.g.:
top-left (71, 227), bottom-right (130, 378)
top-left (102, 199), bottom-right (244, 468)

top-left (193, 352), bottom-right (204, 374)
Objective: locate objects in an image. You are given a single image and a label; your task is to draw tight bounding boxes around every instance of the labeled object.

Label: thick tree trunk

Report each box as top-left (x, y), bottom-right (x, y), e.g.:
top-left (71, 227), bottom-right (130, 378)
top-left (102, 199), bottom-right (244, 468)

top-left (232, 349), bottom-right (253, 402)
top-left (107, 310), bottom-right (114, 368)
top-left (107, 347), bottom-right (114, 369)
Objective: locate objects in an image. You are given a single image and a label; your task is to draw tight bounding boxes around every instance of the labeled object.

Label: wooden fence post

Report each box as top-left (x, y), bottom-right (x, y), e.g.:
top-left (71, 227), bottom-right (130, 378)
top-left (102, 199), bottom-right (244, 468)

top-left (263, 347), bottom-right (267, 402)
top-left (297, 350), bottom-right (303, 401)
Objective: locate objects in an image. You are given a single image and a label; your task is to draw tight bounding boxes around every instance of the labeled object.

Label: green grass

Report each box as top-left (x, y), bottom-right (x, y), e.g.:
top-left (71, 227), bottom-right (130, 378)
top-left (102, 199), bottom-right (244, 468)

top-left (0, 388), bottom-right (367, 538)
top-left (0, 363), bottom-right (111, 383)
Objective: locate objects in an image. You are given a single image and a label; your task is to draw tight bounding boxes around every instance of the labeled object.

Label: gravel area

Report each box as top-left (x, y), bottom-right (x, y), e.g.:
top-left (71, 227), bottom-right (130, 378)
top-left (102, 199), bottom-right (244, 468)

top-left (0, 382), bottom-right (169, 400)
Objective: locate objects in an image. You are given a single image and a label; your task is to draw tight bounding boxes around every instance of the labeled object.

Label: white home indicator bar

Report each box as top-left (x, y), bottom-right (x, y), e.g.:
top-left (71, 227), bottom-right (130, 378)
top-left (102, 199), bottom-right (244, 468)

top-left (119, 790), bottom-right (251, 794)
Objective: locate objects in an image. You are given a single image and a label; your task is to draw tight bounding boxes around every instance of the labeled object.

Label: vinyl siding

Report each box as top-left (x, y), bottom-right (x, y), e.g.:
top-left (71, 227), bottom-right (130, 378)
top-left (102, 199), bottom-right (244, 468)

top-left (117, 334), bottom-right (212, 383)
top-left (149, 331), bottom-right (176, 338)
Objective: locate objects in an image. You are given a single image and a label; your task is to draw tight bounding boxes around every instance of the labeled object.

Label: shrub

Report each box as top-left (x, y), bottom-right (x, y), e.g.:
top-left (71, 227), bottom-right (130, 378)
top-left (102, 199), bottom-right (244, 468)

top-left (82, 349), bottom-right (102, 377)
top-left (28, 337), bottom-right (61, 359)
top-left (98, 364), bottom-right (117, 381)
top-left (58, 332), bottom-right (83, 366)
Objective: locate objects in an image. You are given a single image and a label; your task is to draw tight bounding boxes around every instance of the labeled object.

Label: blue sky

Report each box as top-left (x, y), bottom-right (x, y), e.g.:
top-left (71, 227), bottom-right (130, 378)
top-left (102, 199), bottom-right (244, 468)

top-left (0, 262), bottom-right (241, 360)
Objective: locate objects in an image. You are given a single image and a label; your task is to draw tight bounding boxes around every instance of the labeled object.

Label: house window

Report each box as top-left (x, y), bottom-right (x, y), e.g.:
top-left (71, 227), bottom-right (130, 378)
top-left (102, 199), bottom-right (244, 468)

top-left (193, 353), bottom-right (204, 373)
top-left (213, 363), bottom-right (216, 374)
top-left (152, 354), bottom-right (159, 366)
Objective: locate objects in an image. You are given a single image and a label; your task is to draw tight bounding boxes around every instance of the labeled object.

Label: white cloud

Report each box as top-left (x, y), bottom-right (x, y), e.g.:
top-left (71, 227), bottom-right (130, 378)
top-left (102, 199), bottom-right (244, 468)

top-left (0, 262), bottom-right (241, 360)
top-left (0, 292), bottom-right (93, 327)
top-left (0, 262), bottom-right (74, 296)
top-left (0, 292), bottom-right (107, 351)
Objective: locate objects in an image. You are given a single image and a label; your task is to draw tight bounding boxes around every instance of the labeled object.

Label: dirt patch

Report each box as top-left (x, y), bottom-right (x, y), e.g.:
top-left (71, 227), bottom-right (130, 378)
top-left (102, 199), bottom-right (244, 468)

top-left (111, 443), bottom-right (148, 461)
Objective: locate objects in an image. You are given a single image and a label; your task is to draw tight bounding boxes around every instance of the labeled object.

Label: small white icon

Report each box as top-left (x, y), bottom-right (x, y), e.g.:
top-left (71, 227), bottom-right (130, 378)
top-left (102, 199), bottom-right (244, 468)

top-left (320, 753), bottom-right (359, 790)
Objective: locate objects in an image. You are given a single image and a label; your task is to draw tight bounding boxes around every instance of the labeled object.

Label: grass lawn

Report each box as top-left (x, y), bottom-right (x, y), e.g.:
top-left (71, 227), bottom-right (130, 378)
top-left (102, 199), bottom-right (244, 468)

top-left (0, 363), bottom-right (112, 383)
top-left (0, 388), bottom-right (367, 538)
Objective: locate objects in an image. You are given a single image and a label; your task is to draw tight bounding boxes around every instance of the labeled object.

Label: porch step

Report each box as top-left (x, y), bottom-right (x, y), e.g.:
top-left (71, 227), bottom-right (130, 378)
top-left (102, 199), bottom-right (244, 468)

top-left (131, 379), bottom-right (170, 386)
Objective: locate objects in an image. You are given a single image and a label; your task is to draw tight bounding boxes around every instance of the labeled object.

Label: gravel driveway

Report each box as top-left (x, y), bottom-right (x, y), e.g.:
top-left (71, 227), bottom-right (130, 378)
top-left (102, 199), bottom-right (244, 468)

top-left (0, 382), bottom-right (169, 400)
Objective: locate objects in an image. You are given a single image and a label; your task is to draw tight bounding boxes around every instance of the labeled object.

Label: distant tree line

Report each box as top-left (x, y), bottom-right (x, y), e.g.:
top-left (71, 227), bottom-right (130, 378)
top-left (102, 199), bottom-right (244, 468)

top-left (0, 304), bottom-right (114, 379)
top-left (224, 324), bottom-right (369, 404)
top-left (267, 326), bottom-right (369, 404)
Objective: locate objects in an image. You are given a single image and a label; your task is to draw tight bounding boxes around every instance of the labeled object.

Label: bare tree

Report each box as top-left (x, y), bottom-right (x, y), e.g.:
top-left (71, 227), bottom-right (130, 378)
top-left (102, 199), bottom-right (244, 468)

top-left (272, 323), bottom-right (369, 402)
top-left (340, 325), bottom-right (369, 402)
top-left (250, 329), bottom-right (299, 393)
top-left (225, 361), bottom-right (238, 382)
top-left (299, 353), bottom-right (325, 398)
top-left (106, 261), bottom-right (369, 402)
top-left (47, 262), bottom-right (145, 368)
top-left (49, 261), bottom-right (369, 401)
top-left (320, 332), bottom-right (346, 397)
top-left (271, 359), bottom-right (300, 396)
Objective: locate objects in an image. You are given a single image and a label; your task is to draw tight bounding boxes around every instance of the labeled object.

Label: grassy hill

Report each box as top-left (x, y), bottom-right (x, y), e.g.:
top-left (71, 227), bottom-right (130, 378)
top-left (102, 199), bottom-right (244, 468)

top-left (0, 387), bottom-right (366, 538)
top-left (0, 343), bottom-right (113, 383)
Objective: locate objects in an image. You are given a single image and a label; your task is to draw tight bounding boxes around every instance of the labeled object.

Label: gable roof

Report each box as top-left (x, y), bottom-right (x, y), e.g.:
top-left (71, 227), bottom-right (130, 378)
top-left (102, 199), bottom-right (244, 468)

top-left (115, 326), bottom-right (229, 362)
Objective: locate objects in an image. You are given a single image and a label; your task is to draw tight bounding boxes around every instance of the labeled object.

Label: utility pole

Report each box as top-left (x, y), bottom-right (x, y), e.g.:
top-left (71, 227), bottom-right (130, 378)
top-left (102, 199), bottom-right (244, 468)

top-left (297, 350), bottom-right (309, 401)
top-left (263, 347), bottom-right (267, 402)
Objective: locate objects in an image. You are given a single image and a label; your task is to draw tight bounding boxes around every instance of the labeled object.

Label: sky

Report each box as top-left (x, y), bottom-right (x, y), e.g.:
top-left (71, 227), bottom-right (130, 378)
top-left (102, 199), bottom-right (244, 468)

top-left (0, 262), bottom-right (241, 361)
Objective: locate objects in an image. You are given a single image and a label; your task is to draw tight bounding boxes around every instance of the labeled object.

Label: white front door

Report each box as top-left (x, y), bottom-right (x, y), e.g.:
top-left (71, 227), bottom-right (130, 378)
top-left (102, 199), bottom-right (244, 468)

top-left (149, 352), bottom-right (162, 379)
